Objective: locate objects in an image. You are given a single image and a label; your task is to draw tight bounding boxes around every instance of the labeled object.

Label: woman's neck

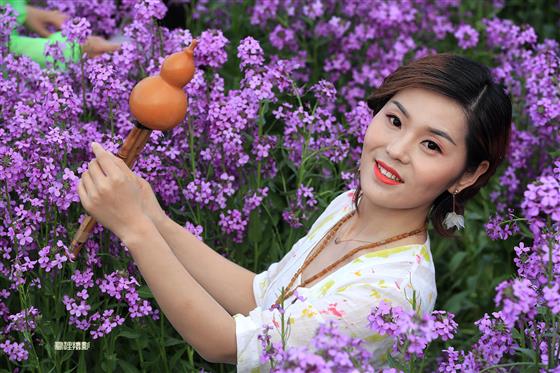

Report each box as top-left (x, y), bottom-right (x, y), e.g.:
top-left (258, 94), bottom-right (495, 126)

top-left (345, 193), bottom-right (429, 244)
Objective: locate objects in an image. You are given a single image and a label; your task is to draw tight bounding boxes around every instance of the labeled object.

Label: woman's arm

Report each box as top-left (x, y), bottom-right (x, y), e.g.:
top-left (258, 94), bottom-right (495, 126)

top-left (122, 216), bottom-right (237, 364)
top-left (153, 215), bottom-right (258, 316)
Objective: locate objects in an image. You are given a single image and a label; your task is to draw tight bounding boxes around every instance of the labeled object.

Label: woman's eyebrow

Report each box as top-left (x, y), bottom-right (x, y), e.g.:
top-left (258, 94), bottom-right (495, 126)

top-left (390, 100), bottom-right (457, 146)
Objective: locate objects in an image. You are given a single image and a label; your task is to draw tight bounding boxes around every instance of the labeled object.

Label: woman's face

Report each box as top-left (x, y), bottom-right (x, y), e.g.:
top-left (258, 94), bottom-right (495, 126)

top-left (360, 87), bottom-right (475, 212)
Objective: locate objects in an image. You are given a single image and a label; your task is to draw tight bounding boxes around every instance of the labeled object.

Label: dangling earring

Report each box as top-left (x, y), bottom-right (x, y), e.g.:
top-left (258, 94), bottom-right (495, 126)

top-left (443, 189), bottom-right (464, 230)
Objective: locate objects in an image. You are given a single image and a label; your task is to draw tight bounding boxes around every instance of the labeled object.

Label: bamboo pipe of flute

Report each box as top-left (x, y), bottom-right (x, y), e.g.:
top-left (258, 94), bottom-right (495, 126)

top-left (69, 40), bottom-right (198, 259)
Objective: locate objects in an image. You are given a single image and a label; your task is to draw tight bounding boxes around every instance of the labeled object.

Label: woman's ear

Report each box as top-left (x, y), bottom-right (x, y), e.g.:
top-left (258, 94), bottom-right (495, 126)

top-left (449, 160), bottom-right (490, 193)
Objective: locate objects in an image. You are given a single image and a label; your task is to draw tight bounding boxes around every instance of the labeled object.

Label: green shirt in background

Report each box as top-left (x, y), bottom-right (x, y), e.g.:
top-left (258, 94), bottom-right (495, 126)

top-left (1, 0), bottom-right (81, 68)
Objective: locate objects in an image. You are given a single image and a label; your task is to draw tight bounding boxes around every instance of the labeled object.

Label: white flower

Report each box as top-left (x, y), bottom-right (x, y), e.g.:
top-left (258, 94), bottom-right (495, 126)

top-left (443, 211), bottom-right (464, 230)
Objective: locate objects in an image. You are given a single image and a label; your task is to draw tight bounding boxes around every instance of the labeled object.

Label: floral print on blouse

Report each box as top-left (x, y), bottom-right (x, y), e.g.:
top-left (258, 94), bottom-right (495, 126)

top-left (234, 189), bottom-right (437, 372)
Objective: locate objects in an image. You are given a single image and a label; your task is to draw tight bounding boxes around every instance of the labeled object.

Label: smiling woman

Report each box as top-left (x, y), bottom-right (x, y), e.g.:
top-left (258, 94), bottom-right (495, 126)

top-left (356, 53), bottom-right (513, 238)
top-left (233, 53), bottom-right (513, 371)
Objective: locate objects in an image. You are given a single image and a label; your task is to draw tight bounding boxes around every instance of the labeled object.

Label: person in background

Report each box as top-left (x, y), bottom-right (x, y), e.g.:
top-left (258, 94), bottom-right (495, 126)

top-left (1, 0), bottom-right (120, 67)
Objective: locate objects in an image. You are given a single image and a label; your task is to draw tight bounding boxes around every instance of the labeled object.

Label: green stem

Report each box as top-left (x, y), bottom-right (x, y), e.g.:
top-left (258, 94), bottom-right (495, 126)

top-left (3, 181), bottom-right (14, 223)
top-left (253, 241), bottom-right (259, 272)
top-left (279, 291), bottom-right (287, 350)
top-left (108, 98), bottom-right (114, 141)
top-left (256, 102), bottom-right (264, 190)
top-left (81, 56), bottom-right (86, 112)
top-left (151, 20), bottom-right (157, 61)
top-left (479, 362), bottom-right (545, 372)
top-left (159, 315), bottom-right (170, 373)
top-left (18, 284), bottom-right (41, 370)
top-left (188, 115), bottom-right (196, 176)
top-left (157, 22), bottom-right (164, 58)
top-left (261, 203), bottom-right (284, 261)
top-left (135, 337), bottom-right (146, 372)
top-left (292, 81), bottom-right (304, 108)
top-left (417, 352), bottom-right (426, 373)
top-left (520, 319), bottom-right (527, 349)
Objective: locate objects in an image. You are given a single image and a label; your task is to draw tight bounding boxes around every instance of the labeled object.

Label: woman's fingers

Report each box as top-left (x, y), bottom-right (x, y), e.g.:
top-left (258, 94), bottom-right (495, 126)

top-left (91, 144), bottom-right (123, 180)
top-left (50, 11), bottom-right (68, 29)
top-left (81, 170), bottom-right (98, 207)
top-left (77, 178), bottom-right (88, 206)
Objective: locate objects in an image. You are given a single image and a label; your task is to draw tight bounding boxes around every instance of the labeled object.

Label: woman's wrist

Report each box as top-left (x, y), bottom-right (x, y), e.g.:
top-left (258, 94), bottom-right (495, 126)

top-left (121, 215), bottom-right (156, 248)
top-left (152, 211), bottom-right (170, 230)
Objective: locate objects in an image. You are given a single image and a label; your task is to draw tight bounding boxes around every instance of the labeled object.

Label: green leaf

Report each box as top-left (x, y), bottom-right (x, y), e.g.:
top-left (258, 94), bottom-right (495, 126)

top-left (138, 285), bottom-right (154, 299)
top-left (386, 353), bottom-right (408, 371)
top-left (77, 348), bottom-right (87, 373)
top-left (118, 328), bottom-right (142, 339)
top-left (449, 251), bottom-right (468, 272)
top-left (443, 292), bottom-right (470, 313)
top-left (169, 345), bottom-right (188, 370)
top-left (514, 347), bottom-right (537, 362)
top-left (101, 354), bottom-right (118, 372)
top-left (248, 210), bottom-right (264, 243)
top-left (164, 337), bottom-right (185, 347)
top-left (117, 359), bottom-right (141, 373)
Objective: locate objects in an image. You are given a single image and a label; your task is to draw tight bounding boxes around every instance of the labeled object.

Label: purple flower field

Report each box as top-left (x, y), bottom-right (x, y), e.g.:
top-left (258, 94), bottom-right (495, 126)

top-left (1, 0), bottom-right (559, 371)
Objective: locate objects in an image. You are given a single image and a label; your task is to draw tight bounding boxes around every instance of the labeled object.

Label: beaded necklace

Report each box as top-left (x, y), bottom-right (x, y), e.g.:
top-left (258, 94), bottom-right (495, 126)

top-left (274, 209), bottom-right (428, 306)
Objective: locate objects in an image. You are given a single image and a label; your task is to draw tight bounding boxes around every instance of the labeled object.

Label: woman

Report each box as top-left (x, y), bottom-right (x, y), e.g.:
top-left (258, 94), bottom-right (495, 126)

top-left (1, 0), bottom-right (120, 67)
top-left (77, 53), bottom-right (512, 371)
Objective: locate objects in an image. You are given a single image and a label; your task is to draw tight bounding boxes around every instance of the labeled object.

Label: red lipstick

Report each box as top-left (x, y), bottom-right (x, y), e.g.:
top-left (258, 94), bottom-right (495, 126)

top-left (376, 160), bottom-right (403, 181)
top-left (374, 160), bottom-right (404, 185)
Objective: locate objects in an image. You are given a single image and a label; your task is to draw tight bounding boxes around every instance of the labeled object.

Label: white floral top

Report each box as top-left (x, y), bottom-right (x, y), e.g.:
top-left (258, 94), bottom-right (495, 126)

top-left (234, 189), bottom-right (437, 372)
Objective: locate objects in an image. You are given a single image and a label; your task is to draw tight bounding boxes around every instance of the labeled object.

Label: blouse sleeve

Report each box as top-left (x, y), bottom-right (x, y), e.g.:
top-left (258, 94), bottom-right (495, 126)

top-left (234, 257), bottom-right (423, 372)
top-left (252, 261), bottom-right (279, 307)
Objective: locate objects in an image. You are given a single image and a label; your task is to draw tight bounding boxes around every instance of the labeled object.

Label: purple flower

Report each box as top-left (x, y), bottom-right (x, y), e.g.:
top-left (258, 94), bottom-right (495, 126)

top-left (62, 295), bottom-right (91, 318)
top-left (543, 282), bottom-right (560, 313)
top-left (438, 347), bottom-right (480, 372)
top-left (237, 36), bottom-right (264, 70)
top-left (259, 319), bottom-right (374, 372)
top-left (521, 160), bottom-right (560, 234)
top-left (196, 29), bottom-right (229, 69)
top-left (218, 209), bottom-right (248, 243)
top-left (133, 0), bottom-right (167, 21)
top-left (242, 187), bottom-right (270, 216)
top-left (367, 300), bottom-right (412, 337)
top-left (0, 3), bottom-right (17, 51)
top-left (184, 221), bottom-right (204, 241)
top-left (473, 312), bottom-right (518, 364)
top-left (424, 310), bottom-right (458, 341)
top-left (296, 185), bottom-right (318, 209)
top-left (0, 339), bottom-right (29, 362)
top-left (311, 80), bottom-right (337, 106)
top-left (89, 308), bottom-right (125, 339)
top-left (494, 278), bottom-right (538, 328)
top-left (484, 209), bottom-right (520, 241)
top-left (71, 268), bottom-right (95, 288)
top-left (454, 24), bottom-right (479, 49)
top-left (5, 306), bottom-right (40, 333)
top-left (282, 209), bottom-right (303, 228)
top-left (61, 17), bottom-right (92, 45)
top-left (269, 24), bottom-right (297, 51)
top-left (303, 0), bottom-right (324, 20)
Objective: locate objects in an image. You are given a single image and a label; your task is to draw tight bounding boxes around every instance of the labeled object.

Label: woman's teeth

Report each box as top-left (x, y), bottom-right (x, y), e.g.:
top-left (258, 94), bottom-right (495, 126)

top-left (377, 163), bottom-right (403, 183)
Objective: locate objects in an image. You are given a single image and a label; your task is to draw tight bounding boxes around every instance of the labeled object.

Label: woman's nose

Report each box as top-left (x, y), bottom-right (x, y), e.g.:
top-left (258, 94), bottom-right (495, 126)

top-left (386, 136), bottom-right (411, 164)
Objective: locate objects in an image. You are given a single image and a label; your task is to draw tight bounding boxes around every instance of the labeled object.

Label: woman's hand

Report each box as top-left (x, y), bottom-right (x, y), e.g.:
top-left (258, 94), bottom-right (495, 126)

top-left (24, 6), bottom-right (68, 37)
top-left (135, 174), bottom-right (168, 227)
top-left (82, 36), bottom-right (121, 58)
top-left (77, 142), bottom-right (145, 240)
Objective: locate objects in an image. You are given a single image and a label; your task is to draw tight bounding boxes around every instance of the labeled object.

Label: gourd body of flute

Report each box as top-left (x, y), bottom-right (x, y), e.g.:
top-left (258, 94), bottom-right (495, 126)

top-left (129, 41), bottom-right (197, 130)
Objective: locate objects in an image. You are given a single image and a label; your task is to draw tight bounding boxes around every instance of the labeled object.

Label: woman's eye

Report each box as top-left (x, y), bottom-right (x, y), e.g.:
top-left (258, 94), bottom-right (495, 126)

top-left (387, 115), bottom-right (401, 128)
top-left (424, 140), bottom-right (442, 153)
top-left (386, 114), bottom-right (442, 154)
